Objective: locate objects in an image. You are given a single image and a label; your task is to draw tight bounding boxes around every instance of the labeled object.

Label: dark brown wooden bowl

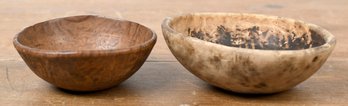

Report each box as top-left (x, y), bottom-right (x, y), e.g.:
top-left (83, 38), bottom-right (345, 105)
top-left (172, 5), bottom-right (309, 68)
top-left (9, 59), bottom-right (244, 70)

top-left (13, 15), bottom-right (157, 91)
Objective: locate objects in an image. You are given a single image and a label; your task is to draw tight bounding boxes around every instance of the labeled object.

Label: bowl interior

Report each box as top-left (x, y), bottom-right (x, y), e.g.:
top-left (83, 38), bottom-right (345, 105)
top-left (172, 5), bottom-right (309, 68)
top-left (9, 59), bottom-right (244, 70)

top-left (17, 15), bottom-right (153, 51)
top-left (169, 14), bottom-right (326, 50)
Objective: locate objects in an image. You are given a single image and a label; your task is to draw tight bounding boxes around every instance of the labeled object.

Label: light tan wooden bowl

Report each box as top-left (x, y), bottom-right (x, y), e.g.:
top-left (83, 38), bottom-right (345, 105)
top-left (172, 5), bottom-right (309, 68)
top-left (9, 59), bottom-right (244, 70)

top-left (162, 13), bottom-right (336, 93)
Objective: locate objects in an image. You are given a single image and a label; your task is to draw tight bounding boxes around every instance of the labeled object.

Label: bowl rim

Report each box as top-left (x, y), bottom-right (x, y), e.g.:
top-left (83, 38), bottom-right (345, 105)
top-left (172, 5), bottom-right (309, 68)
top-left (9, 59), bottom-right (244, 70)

top-left (162, 12), bottom-right (336, 53)
top-left (13, 15), bottom-right (157, 57)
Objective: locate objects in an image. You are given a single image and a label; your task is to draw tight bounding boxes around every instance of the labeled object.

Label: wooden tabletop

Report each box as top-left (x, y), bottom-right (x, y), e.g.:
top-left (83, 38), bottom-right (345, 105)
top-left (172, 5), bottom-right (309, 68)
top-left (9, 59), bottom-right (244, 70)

top-left (0, 0), bottom-right (347, 105)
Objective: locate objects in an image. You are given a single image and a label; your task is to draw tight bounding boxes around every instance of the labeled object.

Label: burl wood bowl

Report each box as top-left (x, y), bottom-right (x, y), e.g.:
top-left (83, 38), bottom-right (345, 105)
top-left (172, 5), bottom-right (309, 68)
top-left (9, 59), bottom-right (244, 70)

top-left (162, 13), bottom-right (336, 94)
top-left (13, 15), bottom-right (156, 91)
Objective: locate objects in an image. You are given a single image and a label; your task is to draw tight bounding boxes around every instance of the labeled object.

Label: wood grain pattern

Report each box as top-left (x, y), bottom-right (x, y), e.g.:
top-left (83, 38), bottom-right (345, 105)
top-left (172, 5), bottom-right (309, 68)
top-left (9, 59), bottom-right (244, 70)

top-left (182, 15), bottom-right (327, 50)
top-left (0, 0), bottom-right (347, 105)
top-left (16, 15), bottom-right (155, 52)
top-left (13, 15), bottom-right (157, 91)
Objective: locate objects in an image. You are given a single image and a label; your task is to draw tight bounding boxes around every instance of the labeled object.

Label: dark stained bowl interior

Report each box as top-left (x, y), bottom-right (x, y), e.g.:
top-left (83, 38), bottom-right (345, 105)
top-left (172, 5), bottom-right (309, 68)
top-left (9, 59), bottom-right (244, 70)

top-left (17, 15), bottom-right (154, 51)
top-left (170, 14), bottom-right (326, 50)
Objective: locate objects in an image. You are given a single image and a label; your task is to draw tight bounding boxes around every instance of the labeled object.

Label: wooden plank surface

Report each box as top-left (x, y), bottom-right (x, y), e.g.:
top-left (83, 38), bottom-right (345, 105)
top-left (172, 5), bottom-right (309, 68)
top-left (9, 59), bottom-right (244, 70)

top-left (0, 0), bottom-right (347, 105)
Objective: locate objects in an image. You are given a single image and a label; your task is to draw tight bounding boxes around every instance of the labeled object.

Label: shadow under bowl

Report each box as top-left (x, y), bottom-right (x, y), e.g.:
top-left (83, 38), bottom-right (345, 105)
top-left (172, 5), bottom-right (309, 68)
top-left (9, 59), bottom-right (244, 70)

top-left (14, 15), bottom-right (157, 91)
top-left (162, 13), bottom-right (335, 94)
